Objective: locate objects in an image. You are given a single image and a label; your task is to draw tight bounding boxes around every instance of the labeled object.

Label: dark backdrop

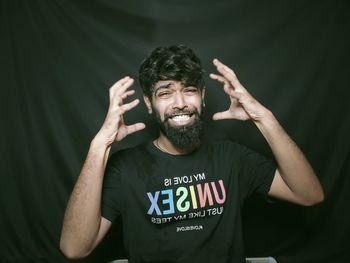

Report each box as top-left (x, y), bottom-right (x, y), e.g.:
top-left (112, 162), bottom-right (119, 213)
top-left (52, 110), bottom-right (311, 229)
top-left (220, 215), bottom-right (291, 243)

top-left (1, 0), bottom-right (349, 262)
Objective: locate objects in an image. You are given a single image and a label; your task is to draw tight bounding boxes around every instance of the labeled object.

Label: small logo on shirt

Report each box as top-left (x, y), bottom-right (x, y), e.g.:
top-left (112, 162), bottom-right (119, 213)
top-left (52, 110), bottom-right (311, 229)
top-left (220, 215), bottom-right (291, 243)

top-left (176, 224), bottom-right (203, 232)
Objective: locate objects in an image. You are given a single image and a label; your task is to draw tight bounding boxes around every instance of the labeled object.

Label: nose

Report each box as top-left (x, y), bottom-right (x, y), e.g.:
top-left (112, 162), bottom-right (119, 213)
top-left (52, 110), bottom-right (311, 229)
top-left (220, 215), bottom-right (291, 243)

top-left (172, 92), bottom-right (186, 109)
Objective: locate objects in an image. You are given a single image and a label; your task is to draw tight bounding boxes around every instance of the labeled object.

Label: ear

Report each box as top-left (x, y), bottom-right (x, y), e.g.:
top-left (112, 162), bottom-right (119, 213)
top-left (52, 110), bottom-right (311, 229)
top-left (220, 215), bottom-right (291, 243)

top-left (143, 95), bottom-right (152, 114)
top-left (201, 87), bottom-right (206, 107)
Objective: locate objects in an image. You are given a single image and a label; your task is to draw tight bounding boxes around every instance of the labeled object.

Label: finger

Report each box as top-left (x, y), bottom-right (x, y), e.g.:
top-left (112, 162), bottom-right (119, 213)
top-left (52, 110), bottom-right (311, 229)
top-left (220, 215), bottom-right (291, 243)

top-left (213, 59), bottom-right (245, 91)
top-left (121, 89), bottom-right (135, 100)
top-left (117, 98), bottom-right (140, 115)
top-left (125, 122), bottom-right (146, 135)
top-left (109, 77), bottom-right (134, 97)
top-left (110, 76), bottom-right (132, 90)
top-left (213, 59), bottom-right (234, 73)
top-left (211, 71), bottom-right (252, 106)
top-left (210, 73), bottom-right (238, 97)
top-left (213, 59), bottom-right (241, 80)
top-left (209, 73), bottom-right (231, 88)
top-left (109, 79), bottom-right (135, 107)
top-left (212, 111), bottom-right (234, 121)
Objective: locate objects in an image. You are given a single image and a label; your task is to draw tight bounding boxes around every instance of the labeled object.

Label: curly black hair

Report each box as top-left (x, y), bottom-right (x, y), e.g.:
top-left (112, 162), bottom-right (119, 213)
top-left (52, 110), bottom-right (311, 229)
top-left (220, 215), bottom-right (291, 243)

top-left (139, 45), bottom-right (205, 99)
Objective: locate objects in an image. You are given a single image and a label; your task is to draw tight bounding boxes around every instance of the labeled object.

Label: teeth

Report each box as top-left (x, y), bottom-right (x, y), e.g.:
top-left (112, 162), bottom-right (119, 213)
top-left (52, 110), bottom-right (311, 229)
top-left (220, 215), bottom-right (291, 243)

top-left (172, 115), bottom-right (190, 121)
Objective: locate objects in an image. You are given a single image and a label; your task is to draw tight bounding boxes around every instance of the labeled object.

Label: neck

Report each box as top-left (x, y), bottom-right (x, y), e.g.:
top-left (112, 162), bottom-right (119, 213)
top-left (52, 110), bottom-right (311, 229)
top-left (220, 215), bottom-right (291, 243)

top-left (154, 133), bottom-right (199, 155)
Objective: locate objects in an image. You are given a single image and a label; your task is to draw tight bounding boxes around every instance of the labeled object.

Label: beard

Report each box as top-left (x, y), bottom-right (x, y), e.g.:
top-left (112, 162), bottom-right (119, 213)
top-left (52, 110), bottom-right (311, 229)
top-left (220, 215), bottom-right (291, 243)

top-left (151, 107), bottom-right (203, 150)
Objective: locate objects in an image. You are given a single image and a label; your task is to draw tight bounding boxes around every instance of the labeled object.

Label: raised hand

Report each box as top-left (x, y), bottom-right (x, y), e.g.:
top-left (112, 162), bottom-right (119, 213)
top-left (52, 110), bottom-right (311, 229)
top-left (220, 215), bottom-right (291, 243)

top-left (209, 59), bottom-right (269, 122)
top-left (97, 76), bottom-right (145, 146)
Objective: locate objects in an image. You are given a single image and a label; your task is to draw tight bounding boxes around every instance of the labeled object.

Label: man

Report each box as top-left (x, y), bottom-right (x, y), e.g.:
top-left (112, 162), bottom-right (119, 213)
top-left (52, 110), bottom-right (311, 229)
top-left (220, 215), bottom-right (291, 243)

top-left (60, 45), bottom-right (324, 262)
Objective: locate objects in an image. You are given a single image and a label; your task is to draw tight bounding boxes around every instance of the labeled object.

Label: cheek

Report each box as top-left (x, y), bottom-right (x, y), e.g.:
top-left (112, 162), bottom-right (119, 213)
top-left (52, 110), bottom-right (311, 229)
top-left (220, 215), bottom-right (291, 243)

top-left (189, 97), bottom-right (203, 112)
top-left (158, 104), bottom-right (167, 115)
top-left (152, 103), bottom-right (167, 120)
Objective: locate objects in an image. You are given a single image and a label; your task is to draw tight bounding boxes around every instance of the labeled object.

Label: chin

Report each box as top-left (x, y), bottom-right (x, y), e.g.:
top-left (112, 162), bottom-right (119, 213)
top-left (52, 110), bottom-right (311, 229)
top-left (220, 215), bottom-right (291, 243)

top-left (164, 119), bottom-right (203, 149)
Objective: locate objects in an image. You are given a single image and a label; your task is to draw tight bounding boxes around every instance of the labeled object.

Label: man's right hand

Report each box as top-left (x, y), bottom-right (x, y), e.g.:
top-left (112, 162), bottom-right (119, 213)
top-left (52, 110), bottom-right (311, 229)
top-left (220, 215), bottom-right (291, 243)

top-left (60, 76), bottom-right (145, 259)
top-left (95, 76), bottom-right (145, 146)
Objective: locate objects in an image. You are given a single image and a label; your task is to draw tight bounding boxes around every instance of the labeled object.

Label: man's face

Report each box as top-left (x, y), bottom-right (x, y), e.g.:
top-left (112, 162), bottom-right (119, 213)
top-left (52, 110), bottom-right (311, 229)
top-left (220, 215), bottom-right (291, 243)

top-left (145, 80), bottom-right (205, 149)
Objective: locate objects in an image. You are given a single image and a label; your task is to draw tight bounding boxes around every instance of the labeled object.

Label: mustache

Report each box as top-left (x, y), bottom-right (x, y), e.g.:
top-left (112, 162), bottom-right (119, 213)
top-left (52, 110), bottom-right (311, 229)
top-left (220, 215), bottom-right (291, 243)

top-left (164, 109), bottom-right (199, 121)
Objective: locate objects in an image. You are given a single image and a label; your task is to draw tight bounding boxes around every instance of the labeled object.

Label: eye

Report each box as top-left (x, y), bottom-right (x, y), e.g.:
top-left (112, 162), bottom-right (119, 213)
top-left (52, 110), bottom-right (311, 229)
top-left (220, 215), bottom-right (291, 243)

top-left (157, 91), bottom-right (171, 98)
top-left (184, 87), bottom-right (199, 94)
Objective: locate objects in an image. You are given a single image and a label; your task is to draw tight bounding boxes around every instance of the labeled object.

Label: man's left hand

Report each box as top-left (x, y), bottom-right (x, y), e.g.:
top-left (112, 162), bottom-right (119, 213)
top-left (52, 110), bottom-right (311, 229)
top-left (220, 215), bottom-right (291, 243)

top-left (210, 58), bottom-right (270, 122)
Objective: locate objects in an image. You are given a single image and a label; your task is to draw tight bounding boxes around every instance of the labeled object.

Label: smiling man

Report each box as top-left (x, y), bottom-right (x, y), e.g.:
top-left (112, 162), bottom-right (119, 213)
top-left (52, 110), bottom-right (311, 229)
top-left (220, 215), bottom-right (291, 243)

top-left (149, 80), bottom-right (203, 150)
top-left (140, 46), bottom-right (206, 154)
top-left (60, 45), bottom-right (324, 263)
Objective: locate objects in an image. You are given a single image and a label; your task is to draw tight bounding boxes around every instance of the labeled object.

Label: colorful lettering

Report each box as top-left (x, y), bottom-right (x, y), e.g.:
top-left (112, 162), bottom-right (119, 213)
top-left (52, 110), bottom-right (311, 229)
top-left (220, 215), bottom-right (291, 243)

top-left (146, 179), bottom-right (226, 216)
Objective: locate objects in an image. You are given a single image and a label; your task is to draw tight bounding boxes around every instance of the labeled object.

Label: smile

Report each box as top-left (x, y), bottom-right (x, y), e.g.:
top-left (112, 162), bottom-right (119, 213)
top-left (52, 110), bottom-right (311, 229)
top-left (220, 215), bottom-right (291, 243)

top-left (167, 113), bottom-right (195, 126)
top-left (171, 114), bottom-right (191, 121)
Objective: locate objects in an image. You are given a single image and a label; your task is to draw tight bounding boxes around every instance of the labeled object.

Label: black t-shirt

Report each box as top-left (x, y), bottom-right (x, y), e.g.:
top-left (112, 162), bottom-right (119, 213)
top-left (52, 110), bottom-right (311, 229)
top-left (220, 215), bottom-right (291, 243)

top-left (102, 140), bottom-right (276, 263)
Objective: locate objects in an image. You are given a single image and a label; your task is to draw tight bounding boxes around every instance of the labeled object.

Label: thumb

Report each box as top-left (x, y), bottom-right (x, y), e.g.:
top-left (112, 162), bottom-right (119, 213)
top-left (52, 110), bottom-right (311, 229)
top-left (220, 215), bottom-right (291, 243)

top-left (212, 111), bottom-right (233, 120)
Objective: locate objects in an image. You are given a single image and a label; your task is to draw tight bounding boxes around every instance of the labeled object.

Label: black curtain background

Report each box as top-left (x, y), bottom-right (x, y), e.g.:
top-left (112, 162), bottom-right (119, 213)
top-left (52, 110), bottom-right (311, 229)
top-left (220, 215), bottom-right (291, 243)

top-left (1, 0), bottom-right (349, 262)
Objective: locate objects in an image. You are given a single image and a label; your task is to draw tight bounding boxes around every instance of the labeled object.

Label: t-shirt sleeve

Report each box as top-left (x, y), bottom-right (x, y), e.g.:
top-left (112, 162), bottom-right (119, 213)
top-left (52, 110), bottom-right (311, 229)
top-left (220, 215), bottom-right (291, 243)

top-left (101, 153), bottom-right (124, 222)
top-left (236, 143), bottom-right (277, 200)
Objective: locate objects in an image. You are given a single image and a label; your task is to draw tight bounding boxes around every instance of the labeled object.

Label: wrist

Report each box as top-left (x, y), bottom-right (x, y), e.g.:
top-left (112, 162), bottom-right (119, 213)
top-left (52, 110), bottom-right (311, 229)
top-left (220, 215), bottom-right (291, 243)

top-left (90, 135), bottom-right (112, 167)
top-left (254, 110), bottom-right (279, 132)
top-left (253, 109), bottom-right (274, 124)
top-left (91, 133), bottom-right (112, 151)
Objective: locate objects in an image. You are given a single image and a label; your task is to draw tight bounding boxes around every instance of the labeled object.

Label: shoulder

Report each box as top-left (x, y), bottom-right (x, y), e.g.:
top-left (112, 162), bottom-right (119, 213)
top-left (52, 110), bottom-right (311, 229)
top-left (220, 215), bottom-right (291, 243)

top-left (200, 139), bottom-right (239, 160)
top-left (202, 139), bottom-right (259, 161)
top-left (107, 142), bottom-right (152, 167)
top-left (203, 139), bottom-right (243, 153)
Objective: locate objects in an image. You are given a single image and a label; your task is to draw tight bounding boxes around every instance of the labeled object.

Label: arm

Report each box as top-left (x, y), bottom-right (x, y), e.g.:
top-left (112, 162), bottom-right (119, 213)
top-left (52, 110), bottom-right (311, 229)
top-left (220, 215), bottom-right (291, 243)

top-left (210, 59), bottom-right (324, 206)
top-left (60, 77), bottom-right (145, 259)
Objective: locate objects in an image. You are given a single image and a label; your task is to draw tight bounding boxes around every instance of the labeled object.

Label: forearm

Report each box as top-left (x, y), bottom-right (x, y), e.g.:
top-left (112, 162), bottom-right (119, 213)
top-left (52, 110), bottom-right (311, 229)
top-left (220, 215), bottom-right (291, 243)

top-left (60, 136), bottom-right (110, 258)
top-left (254, 111), bottom-right (324, 205)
